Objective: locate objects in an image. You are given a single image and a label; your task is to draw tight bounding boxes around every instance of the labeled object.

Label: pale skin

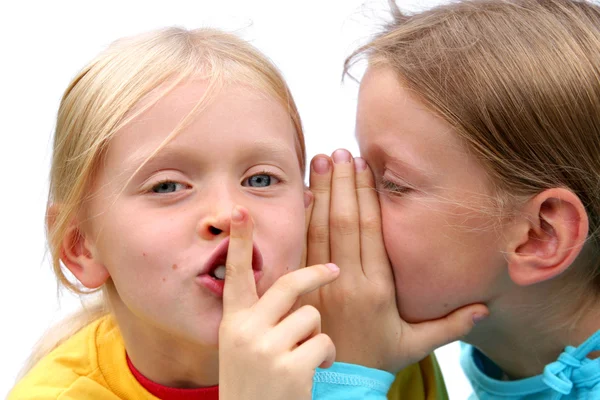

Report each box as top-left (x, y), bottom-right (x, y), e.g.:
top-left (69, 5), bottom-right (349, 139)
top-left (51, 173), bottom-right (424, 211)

top-left (307, 65), bottom-right (600, 380)
top-left (219, 206), bottom-right (338, 400)
top-left (57, 80), bottom-right (339, 399)
top-left (55, 74), bottom-right (496, 399)
top-left (303, 148), bottom-right (489, 373)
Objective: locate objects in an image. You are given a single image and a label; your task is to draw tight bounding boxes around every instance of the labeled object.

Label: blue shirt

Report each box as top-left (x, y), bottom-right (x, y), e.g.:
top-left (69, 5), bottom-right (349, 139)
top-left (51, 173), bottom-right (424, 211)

top-left (461, 330), bottom-right (600, 399)
top-left (313, 362), bottom-right (395, 399)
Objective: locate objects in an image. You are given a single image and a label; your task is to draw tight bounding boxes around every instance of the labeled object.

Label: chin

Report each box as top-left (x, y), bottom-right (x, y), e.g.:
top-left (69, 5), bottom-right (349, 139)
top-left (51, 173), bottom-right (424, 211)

top-left (397, 300), bottom-right (451, 324)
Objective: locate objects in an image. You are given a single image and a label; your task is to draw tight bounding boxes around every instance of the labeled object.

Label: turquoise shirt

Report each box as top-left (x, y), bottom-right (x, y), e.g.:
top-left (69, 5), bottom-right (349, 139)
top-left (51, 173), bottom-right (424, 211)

top-left (314, 362), bottom-right (395, 399)
top-left (461, 330), bottom-right (600, 399)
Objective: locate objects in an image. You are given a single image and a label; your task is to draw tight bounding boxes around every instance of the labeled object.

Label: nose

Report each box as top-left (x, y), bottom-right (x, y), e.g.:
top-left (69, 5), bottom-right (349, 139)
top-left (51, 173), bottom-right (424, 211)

top-left (197, 212), bottom-right (231, 240)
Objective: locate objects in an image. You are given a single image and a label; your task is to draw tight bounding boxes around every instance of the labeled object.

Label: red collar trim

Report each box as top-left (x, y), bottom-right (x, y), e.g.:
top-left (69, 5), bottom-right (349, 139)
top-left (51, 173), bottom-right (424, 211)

top-left (126, 354), bottom-right (219, 400)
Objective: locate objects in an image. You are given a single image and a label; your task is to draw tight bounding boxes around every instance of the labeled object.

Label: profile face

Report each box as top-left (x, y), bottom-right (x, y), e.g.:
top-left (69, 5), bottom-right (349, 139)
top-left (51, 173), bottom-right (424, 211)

top-left (356, 67), bottom-right (509, 322)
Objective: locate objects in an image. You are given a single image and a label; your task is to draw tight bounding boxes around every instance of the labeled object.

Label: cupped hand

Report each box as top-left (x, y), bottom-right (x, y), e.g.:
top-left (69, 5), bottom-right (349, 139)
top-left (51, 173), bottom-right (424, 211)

top-left (301, 150), bottom-right (489, 373)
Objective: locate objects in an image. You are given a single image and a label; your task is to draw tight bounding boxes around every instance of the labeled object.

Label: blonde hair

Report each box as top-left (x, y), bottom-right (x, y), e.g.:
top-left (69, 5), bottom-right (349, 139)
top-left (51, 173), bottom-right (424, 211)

top-left (22, 27), bottom-right (305, 378)
top-left (347, 0), bottom-right (600, 285)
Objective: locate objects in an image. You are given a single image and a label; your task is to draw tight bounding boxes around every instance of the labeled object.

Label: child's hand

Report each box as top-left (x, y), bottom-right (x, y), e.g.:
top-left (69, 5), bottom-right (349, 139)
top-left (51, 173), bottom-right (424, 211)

top-left (302, 151), bottom-right (489, 373)
top-left (219, 206), bottom-right (340, 400)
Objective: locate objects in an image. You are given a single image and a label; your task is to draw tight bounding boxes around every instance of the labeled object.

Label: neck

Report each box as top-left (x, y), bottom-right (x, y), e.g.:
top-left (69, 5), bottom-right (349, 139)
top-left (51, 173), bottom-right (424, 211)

top-left (465, 278), bottom-right (600, 380)
top-left (108, 290), bottom-right (219, 388)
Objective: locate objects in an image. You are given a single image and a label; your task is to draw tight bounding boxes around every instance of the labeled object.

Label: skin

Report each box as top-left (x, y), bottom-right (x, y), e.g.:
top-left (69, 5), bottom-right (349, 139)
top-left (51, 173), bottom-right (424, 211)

top-left (61, 72), bottom-right (486, 397)
top-left (74, 81), bottom-right (309, 387)
top-left (355, 67), bottom-right (512, 324)
top-left (310, 65), bottom-right (599, 380)
top-left (219, 206), bottom-right (338, 400)
top-left (302, 68), bottom-right (491, 372)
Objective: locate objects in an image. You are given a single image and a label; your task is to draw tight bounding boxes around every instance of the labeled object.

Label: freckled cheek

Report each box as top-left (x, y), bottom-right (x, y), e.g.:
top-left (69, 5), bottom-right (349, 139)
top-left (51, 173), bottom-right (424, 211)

top-left (259, 209), bottom-right (304, 274)
top-left (99, 229), bottom-right (173, 282)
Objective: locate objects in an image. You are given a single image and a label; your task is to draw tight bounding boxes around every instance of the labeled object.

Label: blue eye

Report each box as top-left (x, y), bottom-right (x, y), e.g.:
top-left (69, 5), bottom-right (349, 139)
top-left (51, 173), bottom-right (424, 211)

top-left (152, 181), bottom-right (185, 193)
top-left (244, 174), bottom-right (279, 188)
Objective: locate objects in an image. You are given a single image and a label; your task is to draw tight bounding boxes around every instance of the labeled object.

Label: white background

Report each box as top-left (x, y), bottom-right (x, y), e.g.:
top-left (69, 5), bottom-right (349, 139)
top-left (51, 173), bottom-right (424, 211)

top-left (1, 0), bottom-right (471, 398)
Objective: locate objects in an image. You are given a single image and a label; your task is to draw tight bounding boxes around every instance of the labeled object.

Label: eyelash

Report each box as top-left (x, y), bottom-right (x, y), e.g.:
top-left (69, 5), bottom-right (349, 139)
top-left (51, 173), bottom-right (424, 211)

top-left (378, 177), bottom-right (411, 196)
top-left (147, 170), bottom-right (284, 193)
top-left (149, 179), bottom-right (189, 194)
top-left (242, 170), bottom-right (285, 187)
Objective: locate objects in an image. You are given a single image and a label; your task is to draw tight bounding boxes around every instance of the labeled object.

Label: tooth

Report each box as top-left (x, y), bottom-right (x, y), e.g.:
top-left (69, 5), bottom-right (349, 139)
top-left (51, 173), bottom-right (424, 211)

top-left (213, 265), bottom-right (226, 280)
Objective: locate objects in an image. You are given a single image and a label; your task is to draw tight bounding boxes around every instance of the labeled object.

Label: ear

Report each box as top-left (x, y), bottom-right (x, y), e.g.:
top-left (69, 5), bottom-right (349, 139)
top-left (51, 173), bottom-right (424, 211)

top-left (48, 204), bottom-right (110, 289)
top-left (505, 188), bottom-right (589, 286)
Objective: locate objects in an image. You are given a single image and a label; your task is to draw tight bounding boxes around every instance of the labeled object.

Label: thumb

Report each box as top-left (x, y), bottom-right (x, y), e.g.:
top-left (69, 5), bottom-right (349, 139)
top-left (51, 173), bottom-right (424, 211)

top-left (405, 304), bottom-right (489, 357)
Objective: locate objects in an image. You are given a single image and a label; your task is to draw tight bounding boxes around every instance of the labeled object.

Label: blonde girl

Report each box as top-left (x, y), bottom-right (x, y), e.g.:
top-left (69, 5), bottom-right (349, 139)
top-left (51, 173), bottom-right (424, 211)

top-left (5, 25), bottom-right (342, 400)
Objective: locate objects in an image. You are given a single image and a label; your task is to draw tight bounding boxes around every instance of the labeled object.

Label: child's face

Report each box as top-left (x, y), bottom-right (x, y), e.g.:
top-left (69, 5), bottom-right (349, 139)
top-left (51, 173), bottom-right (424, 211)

top-left (356, 67), bottom-right (511, 323)
top-left (82, 81), bottom-right (306, 345)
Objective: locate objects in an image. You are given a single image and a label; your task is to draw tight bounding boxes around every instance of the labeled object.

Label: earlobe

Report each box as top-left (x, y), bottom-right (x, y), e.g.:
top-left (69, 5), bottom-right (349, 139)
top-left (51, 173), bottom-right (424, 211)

top-left (59, 221), bottom-right (110, 289)
top-left (506, 188), bottom-right (589, 286)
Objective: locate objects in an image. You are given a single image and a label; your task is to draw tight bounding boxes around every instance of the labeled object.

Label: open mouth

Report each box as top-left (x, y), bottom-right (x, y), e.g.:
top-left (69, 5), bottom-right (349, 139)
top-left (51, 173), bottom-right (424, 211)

top-left (202, 238), bottom-right (263, 282)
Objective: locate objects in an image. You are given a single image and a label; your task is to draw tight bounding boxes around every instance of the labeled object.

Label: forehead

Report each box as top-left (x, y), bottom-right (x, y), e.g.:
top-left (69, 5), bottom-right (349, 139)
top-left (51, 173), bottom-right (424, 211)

top-left (356, 67), bottom-right (464, 155)
top-left (107, 80), bottom-right (299, 167)
top-left (356, 66), bottom-right (494, 192)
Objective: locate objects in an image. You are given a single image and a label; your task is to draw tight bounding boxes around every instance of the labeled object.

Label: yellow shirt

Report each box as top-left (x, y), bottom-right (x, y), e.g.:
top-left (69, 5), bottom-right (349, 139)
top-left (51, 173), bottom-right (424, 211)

top-left (10, 315), bottom-right (447, 399)
top-left (9, 315), bottom-right (159, 400)
top-left (388, 355), bottom-right (448, 400)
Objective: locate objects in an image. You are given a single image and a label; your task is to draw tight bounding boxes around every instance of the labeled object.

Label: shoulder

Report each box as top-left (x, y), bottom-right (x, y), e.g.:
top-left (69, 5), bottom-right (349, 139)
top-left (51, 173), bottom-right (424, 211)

top-left (8, 315), bottom-right (122, 400)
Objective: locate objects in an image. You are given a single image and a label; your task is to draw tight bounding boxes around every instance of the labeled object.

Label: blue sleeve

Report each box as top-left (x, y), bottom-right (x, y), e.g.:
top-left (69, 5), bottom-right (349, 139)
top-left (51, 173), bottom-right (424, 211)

top-left (312, 362), bottom-right (395, 399)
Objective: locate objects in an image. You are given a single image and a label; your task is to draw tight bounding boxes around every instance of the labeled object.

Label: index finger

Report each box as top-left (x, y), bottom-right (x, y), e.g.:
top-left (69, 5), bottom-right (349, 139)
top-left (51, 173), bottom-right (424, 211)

top-left (223, 205), bottom-right (259, 313)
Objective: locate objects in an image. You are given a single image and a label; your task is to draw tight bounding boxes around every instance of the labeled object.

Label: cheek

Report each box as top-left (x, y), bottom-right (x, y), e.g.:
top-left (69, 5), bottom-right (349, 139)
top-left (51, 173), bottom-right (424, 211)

top-left (380, 202), bottom-right (434, 272)
top-left (257, 200), bottom-right (305, 281)
top-left (93, 208), bottom-right (186, 281)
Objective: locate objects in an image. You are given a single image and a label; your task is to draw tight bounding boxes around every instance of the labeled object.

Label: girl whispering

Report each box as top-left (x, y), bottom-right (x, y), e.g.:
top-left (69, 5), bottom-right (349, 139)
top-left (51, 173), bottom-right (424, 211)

top-left (308, 0), bottom-right (600, 398)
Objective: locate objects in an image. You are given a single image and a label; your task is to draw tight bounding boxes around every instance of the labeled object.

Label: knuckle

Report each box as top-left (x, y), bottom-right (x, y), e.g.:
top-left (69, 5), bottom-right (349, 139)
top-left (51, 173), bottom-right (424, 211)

top-left (224, 262), bottom-right (239, 278)
top-left (320, 333), bottom-right (334, 349)
top-left (254, 339), bottom-right (275, 358)
top-left (310, 184), bottom-right (331, 194)
top-left (308, 223), bottom-right (329, 243)
top-left (229, 229), bottom-right (245, 239)
top-left (300, 305), bottom-right (321, 323)
top-left (230, 324), bottom-right (254, 348)
top-left (273, 358), bottom-right (296, 378)
top-left (360, 214), bottom-right (381, 233)
top-left (273, 274), bottom-right (299, 294)
top-left (333, 171), bottom-right (354, 184)
top-left (368, 283), bottom-right (395, 308)
top-left (356, 171), bottom-right (375, 187)
top-left (331, 213), bottom-right (358, 236)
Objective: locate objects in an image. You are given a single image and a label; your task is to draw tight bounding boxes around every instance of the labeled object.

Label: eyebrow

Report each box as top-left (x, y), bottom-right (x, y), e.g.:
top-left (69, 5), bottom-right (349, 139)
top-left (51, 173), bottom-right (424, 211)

top-left (125, 138), bottom-right (297, 178)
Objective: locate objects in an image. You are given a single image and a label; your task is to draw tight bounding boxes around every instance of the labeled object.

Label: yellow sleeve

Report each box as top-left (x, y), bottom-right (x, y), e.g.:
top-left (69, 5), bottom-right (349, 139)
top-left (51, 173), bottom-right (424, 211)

top-left (387, 354), bottom-right (449, 400)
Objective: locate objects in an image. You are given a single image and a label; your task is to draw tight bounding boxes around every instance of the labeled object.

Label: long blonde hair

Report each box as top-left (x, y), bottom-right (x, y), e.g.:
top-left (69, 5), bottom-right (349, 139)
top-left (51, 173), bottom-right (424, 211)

top-left (21, 26), bottom-right (305, 378)
top-left (347, 0), bottom-right (600, 286)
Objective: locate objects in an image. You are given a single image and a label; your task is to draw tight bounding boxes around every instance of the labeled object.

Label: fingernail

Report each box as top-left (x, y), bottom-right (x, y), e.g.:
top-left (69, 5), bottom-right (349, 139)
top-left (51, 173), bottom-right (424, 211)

top-left (354, 157), bottom-right (367, 172)
top-left (332, 149), bottom-right (351, 164)
top-left (312, 156), bottom-right (330, 174)
top-left (232, 206), bottom-right (244, 222)
top-left (325, 263), bottom-right (339, 272)
top-left (304, 191), bottom-right (313, 208)
top-left (472, 313), bottom-right (488, 325)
